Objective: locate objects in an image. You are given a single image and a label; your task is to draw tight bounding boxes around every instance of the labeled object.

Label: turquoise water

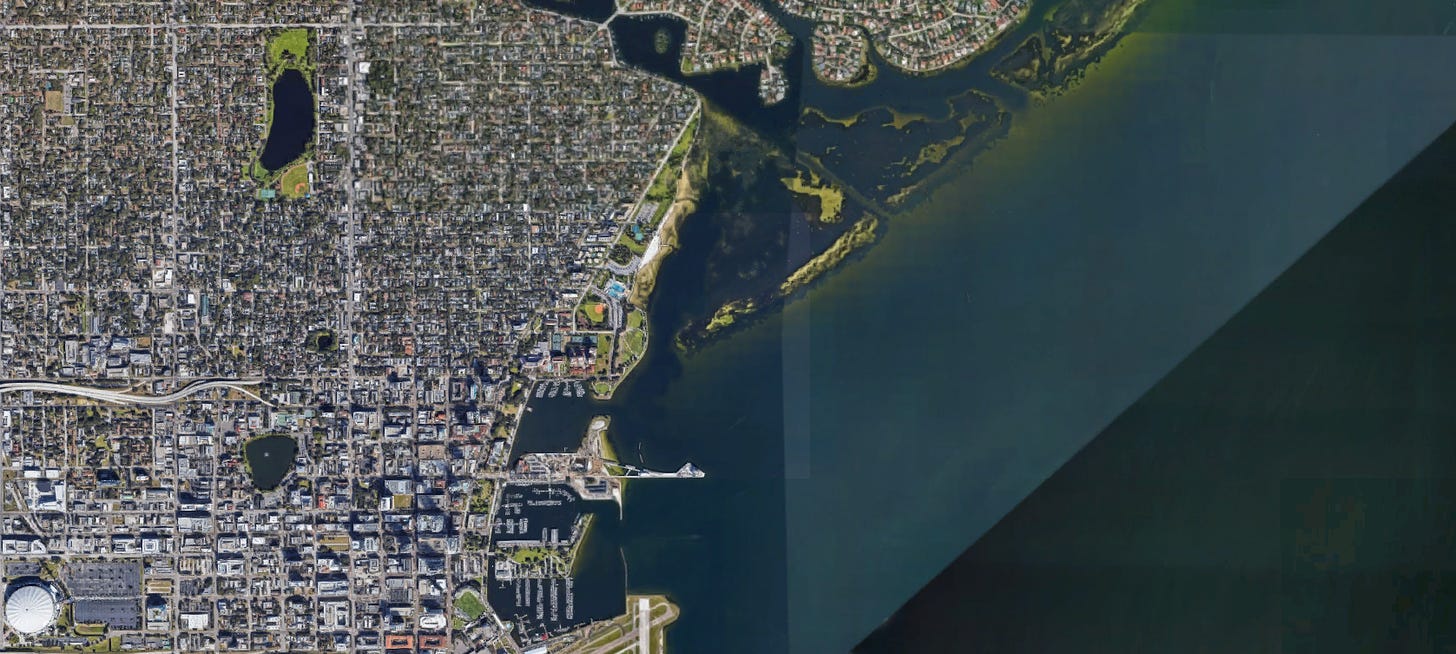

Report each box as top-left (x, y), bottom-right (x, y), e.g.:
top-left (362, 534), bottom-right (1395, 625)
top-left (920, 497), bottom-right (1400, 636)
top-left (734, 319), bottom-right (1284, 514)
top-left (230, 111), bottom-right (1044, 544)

top-left (558, 0), bottom-right (1456, 651)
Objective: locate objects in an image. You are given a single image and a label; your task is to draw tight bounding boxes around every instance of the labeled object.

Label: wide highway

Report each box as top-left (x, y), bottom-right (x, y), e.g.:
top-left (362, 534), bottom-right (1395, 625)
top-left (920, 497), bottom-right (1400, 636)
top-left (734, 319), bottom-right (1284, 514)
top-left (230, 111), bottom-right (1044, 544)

top-left (0, 379), bottom-right (269, 406)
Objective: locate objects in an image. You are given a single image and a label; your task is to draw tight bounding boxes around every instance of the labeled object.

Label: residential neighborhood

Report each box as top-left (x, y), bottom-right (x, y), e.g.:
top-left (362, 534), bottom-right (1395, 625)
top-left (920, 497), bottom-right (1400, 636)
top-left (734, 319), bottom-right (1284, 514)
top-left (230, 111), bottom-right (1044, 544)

top-left (782, 0), bottom-right (1031, 77)
top-left (0, 1), bottom-right (697, 652)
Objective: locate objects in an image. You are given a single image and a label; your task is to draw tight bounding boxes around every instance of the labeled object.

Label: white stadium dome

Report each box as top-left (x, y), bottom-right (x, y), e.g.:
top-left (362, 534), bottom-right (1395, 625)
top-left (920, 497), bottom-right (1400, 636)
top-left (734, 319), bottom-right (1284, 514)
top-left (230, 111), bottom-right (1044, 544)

top-left (4, 583), bottom-right (58, 635)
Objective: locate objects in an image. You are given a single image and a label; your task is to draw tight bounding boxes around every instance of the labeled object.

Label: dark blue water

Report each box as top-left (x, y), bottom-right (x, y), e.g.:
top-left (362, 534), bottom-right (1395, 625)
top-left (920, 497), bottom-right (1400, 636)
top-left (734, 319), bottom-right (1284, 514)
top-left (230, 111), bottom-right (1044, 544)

top-left (859, 111), bottom-right (1456, 653)
top-left (513, 0), bottom-right (1456, 651)
top-left (512, 180), bottom-right (793, 650)
top-left (508, 393), bottom-right (602, 462)
top-left (485, 485), bottom-right (624, 641)
top-left (520, 0), bottom-right (616, 23)
top-left (259, 69), bottom-right (315, 171)
top-left (607, 13), bottom-right (804, 140)
top-left (783, 24), bottom-right (1456, 652)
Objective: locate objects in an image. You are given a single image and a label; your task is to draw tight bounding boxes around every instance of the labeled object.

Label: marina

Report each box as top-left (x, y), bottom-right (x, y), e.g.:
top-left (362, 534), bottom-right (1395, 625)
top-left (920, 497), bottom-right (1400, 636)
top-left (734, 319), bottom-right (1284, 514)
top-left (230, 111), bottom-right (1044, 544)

top-left (533, 380), bottom-right (589, 400)
top-left (485, 483), bottom-right (625, 644)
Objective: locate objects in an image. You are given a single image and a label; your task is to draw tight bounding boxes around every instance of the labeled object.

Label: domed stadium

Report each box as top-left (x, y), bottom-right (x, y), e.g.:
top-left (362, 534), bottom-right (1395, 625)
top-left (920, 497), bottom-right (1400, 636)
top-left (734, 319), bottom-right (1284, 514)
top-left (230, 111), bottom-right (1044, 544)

top-left (4, 582), bottom-right (58, 635)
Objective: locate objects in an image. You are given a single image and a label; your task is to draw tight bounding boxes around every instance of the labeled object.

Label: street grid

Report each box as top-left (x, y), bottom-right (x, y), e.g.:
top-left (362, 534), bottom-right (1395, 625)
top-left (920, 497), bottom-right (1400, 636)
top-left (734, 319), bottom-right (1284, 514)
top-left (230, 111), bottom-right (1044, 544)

top-left (0, 1), bottom-right (695, 652)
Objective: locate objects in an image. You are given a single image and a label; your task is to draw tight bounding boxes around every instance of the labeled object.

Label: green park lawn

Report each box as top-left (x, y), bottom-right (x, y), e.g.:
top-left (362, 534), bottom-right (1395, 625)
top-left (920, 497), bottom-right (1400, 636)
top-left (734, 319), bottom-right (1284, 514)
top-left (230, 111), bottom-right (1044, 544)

top-left (455, 591), bottom-right (486, 620)
top-left (580, 302), bottom-right (606, 325)
top-left (279, 163), bottom-right (309, 198)
top-left (267, 29), bottom-right (311, 72)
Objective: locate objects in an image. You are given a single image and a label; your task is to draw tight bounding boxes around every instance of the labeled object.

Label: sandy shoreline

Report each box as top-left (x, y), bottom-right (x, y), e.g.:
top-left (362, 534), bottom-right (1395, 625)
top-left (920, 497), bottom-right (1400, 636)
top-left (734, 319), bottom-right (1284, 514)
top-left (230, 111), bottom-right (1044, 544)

top-left (629, 164), bottom-right (698, 308)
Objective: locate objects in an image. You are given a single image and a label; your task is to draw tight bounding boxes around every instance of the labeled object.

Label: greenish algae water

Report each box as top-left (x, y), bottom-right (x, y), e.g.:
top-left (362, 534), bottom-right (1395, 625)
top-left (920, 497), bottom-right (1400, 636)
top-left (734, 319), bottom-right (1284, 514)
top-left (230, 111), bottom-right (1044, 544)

top-left (783, 13), bottom-right (1456, 650)
top-left (858, 91), bottom-right (1456, 654)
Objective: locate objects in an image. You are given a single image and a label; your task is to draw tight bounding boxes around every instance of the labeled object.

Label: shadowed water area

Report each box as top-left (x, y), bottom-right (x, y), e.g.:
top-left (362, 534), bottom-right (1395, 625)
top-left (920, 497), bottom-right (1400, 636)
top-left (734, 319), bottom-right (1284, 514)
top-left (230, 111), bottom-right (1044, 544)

top-left (513, 0), bottom-right (1456, 651)
top-left (782, 2), bottom-right (1456, 650)
top-left (858, 98), bottom-right (1456, 654)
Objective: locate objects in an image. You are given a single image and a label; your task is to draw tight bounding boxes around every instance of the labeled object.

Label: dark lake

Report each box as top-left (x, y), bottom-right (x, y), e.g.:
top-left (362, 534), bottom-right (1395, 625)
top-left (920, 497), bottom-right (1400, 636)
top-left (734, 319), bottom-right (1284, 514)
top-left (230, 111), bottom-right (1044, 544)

top-left (244, 435), bottom-right (298, 490)
top-left (259, 69), bottom-right (315, 172)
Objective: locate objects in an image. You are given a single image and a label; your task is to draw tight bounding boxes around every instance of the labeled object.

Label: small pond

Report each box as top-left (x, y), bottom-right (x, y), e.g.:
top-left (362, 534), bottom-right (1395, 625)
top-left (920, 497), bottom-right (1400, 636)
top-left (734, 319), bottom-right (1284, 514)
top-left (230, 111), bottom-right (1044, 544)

top-left (245, 435), bottom-right (298, 490)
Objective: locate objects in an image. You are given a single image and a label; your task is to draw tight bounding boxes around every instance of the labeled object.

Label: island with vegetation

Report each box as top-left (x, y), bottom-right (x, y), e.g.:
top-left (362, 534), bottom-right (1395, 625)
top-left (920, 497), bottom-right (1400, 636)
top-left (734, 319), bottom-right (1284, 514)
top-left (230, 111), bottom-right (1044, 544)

top-left (782, 168), bottom-right (846, 224)
top-left (797, 88), bottom-right (1010, 209)
top-left (993, 0), bottom-right (1149, 99)
top-left (680, 214), bottom-right (881, 348)
top-left (780, 216), bottom-right (879, 297)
